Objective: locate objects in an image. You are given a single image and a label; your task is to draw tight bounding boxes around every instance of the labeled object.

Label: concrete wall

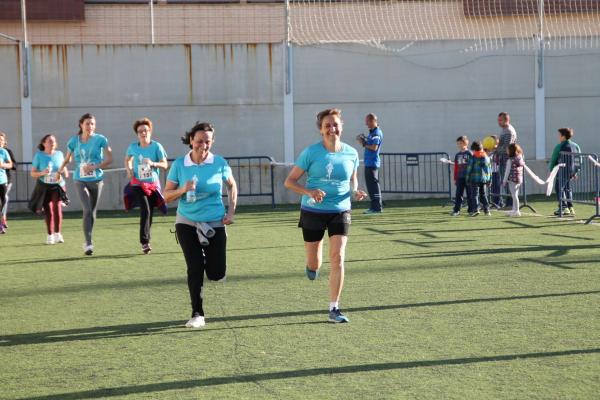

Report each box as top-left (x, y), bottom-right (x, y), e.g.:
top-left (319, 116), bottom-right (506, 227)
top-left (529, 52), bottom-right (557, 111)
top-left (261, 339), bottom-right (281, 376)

top-left (2, 40), bottom-right (599, 211)
top-left (293, 40), bottom-right (600, 159)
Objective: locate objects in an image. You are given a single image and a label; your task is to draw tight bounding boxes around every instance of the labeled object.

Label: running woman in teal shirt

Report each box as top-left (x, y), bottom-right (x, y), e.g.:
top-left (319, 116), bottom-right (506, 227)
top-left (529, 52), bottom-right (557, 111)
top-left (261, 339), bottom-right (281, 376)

top-left (124, 118), bottom-right (169, 254)
top-left (31, 134), bottom-right (69, 244)
top-left (0, 136), bottom-right (13, 235)
top-left (285, 108), bottom-right (367, 323)
top-left (164, 122), bottom-right (237, 329)
top-left (57, 113), bottom-right (113, 256)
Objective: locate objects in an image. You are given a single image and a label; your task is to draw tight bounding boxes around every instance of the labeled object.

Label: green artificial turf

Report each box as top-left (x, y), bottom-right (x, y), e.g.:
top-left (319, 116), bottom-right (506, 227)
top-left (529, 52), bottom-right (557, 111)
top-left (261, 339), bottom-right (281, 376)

top-left (1, 198), bottom-right (599, 399)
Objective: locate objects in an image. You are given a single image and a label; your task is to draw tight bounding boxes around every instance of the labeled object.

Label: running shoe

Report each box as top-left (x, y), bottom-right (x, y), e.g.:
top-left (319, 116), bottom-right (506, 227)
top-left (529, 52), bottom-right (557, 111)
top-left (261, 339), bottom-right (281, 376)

top-left (568, 207), bottom-right (575, 215)
top-left (46, 234), bottom-right (55, 245)
top-left (142, 243), bottom-right (152, 254)
top-left (305, 266), bottom-right (319, 281)
top-left (363, 209), bottom-right (382, 214)
top-left (185, 313), bottom-right (206, 328)
top-left (554, 208), bottom-right (570, 216)
top-left (451, 211), bottom-right (460, 216)
top-left (54, 233), bottom-right (64, 243)
top-left (328, 308), bottom-right (349, 323)
top-left (83, 244), bottom-right (94, 256)
top-left (469, 211), bottom-right (480, 217)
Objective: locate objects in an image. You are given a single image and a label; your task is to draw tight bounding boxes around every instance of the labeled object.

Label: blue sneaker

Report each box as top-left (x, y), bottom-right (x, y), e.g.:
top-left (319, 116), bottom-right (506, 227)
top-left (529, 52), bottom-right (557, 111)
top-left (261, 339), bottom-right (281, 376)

top-left (328, 308), bottom-right (349, 323)
top-left (305, 266), bottom-right (319, 280)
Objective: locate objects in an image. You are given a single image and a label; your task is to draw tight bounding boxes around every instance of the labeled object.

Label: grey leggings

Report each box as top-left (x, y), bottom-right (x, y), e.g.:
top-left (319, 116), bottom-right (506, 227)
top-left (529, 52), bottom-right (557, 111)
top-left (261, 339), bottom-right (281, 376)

top-left (2, 182), bottom-right (11, 218)
top-left (74, 180), bottom-right (104, 245)
top-left (508, 182), bottom-right (520, 213)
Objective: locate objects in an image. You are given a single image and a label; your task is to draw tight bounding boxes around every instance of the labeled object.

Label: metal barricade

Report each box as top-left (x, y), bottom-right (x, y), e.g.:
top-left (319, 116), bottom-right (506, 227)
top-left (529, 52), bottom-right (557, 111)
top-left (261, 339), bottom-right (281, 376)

top-left (379, 152), bottom-right (452, 201)
top-left (223, 156), bottom-right (275, 208)
top-left (11, 156), bottom-right (276, 208)
top-left (556, 151), bottom-right (600, 223)
top-left (7, 162), bottom-right (34, 204)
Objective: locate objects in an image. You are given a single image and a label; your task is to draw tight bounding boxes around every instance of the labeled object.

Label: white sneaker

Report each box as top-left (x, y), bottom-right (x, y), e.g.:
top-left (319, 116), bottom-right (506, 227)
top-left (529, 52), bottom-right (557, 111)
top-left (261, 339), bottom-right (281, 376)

top-left (46, 234), bottom-right (55, 245)
top-left (185, 314), bottom-right (206, 328)
top-left (54, 232), bottom-right (65, 243)
top-left (83, 243), bottom-right (94, 256)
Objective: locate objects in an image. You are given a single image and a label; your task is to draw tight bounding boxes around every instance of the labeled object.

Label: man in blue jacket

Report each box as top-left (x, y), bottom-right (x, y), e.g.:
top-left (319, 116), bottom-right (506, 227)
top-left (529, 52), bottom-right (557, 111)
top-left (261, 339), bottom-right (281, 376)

top-left (357, 113), bottom-right (383, 214)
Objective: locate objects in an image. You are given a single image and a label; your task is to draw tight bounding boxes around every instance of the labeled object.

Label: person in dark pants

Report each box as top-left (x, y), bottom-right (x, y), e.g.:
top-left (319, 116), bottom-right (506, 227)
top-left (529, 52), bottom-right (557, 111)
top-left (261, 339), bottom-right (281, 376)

top-left (549, 127), bottom-right (581, 216)
top-left (451, 135), bottom-right (472, 216)
top-left (0, 134), bottom-right (13, 234)
top-left (495, 112), bottom-right (518, 208)
top-left (163, 121), bottom-right (237, 329)
top-left (30, 134), bottom-right (69, 244)
top-left (357, 113), bottom-right (383, 214)
top-left (465, 141), bottom-right (492, 217)
top-left (124, 118), bottom-right (169, 254)
top-left (0, 132), bottom-right (16, 231)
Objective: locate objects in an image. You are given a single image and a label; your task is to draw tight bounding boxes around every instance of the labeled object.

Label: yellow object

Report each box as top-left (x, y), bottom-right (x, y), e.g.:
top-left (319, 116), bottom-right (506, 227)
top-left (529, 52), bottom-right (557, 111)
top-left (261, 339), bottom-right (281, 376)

top-left (482, 136), bottom-right (497, 151)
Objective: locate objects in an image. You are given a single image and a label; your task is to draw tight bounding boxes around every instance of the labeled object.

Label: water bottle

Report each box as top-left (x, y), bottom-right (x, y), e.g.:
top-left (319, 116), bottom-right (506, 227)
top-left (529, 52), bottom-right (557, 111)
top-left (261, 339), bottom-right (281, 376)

top-left (186, 175), bottom-right (198, 203)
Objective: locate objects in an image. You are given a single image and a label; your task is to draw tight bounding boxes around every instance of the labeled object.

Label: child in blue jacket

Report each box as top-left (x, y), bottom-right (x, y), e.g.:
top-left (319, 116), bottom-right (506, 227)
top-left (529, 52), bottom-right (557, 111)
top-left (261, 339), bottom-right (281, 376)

top-left (465, 141), bottom-right (492, 216)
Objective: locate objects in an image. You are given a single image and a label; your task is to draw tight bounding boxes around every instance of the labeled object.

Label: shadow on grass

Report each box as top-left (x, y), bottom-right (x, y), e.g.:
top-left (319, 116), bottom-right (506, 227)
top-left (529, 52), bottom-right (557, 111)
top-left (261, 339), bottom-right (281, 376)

top-left (18, 347), bottom-right (600, 400)
top-left (382, 243), bottom-right (600, 261)
top-left (0, 253), bottom-right (139, 267)
top-left (2, 289), bottom-right (598, 347)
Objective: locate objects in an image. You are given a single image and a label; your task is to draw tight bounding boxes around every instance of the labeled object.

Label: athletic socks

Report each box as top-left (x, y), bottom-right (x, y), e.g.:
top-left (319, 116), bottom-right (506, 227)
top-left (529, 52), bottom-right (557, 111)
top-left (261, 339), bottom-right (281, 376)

top-left (329, 302), bottom-right (339, 311)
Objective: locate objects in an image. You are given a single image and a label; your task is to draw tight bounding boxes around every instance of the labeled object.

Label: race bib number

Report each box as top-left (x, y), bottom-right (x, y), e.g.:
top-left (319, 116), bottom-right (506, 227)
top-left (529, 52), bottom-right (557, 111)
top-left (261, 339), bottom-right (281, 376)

top-left (44, 174), bottom-right (59, 184)
top-left (80, 163), bottom-right (97, 179)
top-left (137, 164), bottom-right (153, 180)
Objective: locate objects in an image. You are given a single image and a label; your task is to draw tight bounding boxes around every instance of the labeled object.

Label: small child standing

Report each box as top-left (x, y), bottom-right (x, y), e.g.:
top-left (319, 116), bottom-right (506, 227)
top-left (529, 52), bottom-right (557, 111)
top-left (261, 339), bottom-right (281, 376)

top-left (451, 136), bottom-right (471, 216)
top-left (465, 141), bottom-right (492, 216)
top-left (502, 143), bottom-right (524, 217)
top-left (549, 127), bottom-right (581, 216)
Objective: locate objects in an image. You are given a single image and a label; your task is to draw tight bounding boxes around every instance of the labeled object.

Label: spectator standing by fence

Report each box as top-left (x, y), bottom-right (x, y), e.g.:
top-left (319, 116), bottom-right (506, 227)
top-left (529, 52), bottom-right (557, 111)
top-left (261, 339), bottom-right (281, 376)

top-left (357, 113), bottom-right (383, 214)
top-left (451, 135), bottom-right (471, 216)
top-left (549, 127), bottom-right (581, 216)
top-left (495, 112), bottom-right (518, 208)
top-left (502, 143), bottom-right (524, 217)
top-left (0, 133), bottom-right (14, 234)
top-left (466, 141), bottom-right (492, 217)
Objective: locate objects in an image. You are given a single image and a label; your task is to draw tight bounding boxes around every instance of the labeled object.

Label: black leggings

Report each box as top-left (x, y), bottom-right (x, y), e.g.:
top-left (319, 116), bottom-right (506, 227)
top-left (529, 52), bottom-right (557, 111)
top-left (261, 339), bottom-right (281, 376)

top-left (0, 184), bottom-right (5, 215)
top-left (132, 186), bottom-right (157, 245)
top-left (176, 223), bottom-right (227, 316)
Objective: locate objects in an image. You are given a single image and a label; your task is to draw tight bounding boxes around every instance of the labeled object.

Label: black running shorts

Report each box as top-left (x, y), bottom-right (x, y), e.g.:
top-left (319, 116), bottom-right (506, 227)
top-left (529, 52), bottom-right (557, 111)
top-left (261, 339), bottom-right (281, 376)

top-left (298, 209), bottom-right (351, 242)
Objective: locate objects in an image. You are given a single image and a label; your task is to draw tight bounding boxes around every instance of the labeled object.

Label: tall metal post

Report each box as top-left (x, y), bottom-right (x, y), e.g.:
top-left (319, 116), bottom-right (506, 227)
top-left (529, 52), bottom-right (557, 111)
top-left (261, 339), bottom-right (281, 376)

top-left (283, 0), bottom-right (295, 164)
top-left (149, 0), bottom-right (155, 44)
top-left (534, 0), bottom-right (546, 160)
top-left (20, 0), bottom-right (33, 162)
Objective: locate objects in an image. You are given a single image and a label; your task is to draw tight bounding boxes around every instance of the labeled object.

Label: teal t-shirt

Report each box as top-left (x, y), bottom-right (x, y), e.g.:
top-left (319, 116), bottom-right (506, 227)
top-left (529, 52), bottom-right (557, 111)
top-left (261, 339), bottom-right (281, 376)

top-left (126, 141), bottom-right (168, 183)
top-left (32, 150), bottom-right (65, 185)
top-left (295, 141), bottom-right (359, 212)
top-left (66, 133), bottom-right (109, 181)
top-left (0, 148), bottom-right (10, 185)
top-left (167, 152), bottom-right (232, 222)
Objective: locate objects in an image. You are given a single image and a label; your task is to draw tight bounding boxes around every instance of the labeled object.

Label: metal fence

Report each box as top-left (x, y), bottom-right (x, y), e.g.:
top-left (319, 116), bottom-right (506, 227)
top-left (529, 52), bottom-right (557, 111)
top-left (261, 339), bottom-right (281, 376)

top-left (379, 152), bottom-right (452, 200)
top-left (9, 155), bottom-right (276, 208)
top-left (556, 151), bottom-right (600, 223)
